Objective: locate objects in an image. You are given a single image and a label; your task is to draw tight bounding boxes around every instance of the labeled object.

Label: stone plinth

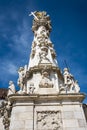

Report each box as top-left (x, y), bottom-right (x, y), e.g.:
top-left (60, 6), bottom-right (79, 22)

top-left (8, 93), bottom-right (87, 130)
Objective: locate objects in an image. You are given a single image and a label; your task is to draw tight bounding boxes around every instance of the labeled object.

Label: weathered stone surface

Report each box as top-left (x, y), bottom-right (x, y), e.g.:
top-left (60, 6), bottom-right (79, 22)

top-left (25, 120), bottom-right (33, 129)
top-left (11, 112), bottom-right (33, 120)
top-left (10, 120), bottom-right (25, 129)
top-left (78, 119), bottom-right (87, 127)
top-left (63, 119), bottom-right (79, 127)
top-left (62, 111), bottom-right (74, 119)
top-left (63, 128), bottom-right (87, 130)
top-left (12, 106), bottom-right (33, 113)
top-left (8, 94), bottom-right (87, 130)
top-left (74, 111), bottom-right (84, 119)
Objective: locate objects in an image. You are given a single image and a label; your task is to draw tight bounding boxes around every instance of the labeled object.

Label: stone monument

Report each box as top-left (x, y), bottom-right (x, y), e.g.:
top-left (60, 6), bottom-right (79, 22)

top-left (0, 11), bottom-right (87, 130)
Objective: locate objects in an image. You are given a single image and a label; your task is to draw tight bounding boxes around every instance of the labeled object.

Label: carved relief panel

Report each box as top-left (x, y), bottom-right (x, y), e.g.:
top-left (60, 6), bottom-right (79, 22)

top-left (36, 111), bottom-right (62, 130)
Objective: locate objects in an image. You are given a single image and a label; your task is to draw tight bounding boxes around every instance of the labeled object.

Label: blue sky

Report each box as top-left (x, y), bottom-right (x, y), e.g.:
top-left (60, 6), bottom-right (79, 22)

top-left (0, 0), bottom-right (87, 103)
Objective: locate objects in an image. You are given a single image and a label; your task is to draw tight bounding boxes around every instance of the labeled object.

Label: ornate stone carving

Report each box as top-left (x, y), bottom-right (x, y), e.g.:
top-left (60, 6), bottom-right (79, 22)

top-left (39, 47), bottom-right (50, 64)
top-left (17, 66), bottom-right (27, 93)
top-left (29, 11), bottom-right (52, 32)
top-left (0, 101), bottom-right (12, 130)
top-left (59, 84), bottom-right (66, 93)
top-left (7, 81), bottom-right (16, 96)
top-left (74, 80), bottom-right (80, 93)
top-left (33, 26), bottom-right (49, 48)
top-left (28, 11), bottom-right (58, 68)
top-left (39, 70), bottom-right (53, 88)
top-left (37, 111), bottom-right (62, 130)
top-left (27, 83), bottom-right (35, 94)
top-left (35, 27), bottom-right (49, 45)
top-left (63, 68), bottom-right (80, 93)
top-left (50, 47), bottom-right (56, 59)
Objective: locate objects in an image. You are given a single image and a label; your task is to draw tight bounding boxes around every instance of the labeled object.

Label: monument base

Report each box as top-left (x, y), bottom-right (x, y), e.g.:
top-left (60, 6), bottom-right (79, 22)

top-left (8, 93), bottom-right (87, 130)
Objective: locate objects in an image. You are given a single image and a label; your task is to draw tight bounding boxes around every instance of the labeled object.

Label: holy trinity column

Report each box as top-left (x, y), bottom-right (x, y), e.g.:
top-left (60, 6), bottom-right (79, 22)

top-left (16, 11), bottom-right (80, 95)
top-left (16, 11), bottom-right (64, 94)
top-left (0, 11), bottom-right (86, 130)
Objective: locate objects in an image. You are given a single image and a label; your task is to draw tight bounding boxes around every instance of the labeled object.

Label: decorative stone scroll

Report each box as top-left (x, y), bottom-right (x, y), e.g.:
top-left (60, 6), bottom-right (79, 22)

top-left (37, 111), bottom-right (62, 130)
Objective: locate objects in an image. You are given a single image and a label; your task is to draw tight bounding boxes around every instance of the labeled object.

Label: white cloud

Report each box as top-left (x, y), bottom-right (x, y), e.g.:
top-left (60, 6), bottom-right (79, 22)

top-left (0, 11), bottom-right (33, 53)
top-left (6, 63), bottom-right (17, 75)
top-left (0, 13), bottom-right (33, 87)
top-left (11, 18), bottom-right (33, 51)
top-left (0, 60), bottom-right (18, 88)
top-left (1, 61), bottom-right (17, 76)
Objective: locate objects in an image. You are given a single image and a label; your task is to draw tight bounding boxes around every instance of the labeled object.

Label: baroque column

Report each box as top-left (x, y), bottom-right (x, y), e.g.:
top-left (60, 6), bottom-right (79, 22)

top-left (6, 11), bottom-right (86, 130)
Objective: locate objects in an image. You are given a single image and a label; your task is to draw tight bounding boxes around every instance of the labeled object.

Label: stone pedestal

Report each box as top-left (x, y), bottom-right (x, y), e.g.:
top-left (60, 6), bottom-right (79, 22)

top-left (9, 93), bottom-right (87, 130)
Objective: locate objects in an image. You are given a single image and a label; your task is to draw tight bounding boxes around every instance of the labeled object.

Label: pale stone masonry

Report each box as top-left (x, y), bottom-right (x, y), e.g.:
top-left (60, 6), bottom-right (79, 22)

top-left (0, 11), bottom-right (87, 130)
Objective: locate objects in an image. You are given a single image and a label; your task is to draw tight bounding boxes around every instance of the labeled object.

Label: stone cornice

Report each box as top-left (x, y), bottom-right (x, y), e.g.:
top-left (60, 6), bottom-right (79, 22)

top-left (8, 93), bottom-right (85, 103)
top-left (26, 65), bottom-right (63, 80)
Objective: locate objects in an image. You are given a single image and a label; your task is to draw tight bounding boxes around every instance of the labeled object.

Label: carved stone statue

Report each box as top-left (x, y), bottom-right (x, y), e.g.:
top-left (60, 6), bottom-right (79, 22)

top-left (74, 80), bottom-right (80, 93)
top-left (63, 68), bottom-right (74, 92)
top-left (27, 83), bottom-right (35, 94)
top-left (29, 11), bottom-right (51, 32)
top-left (63, 68), bottom-right (80, 93)
top-left (34, 26), bottom-right (49, 46)
top-left (39, 71), bottom-right (53, 88)
top-left (17, 67), bottom-right (26, 93)
top-left (7, 81), bottom-right (15, 96)
top-left (39, 49), bottom-right (50, 64)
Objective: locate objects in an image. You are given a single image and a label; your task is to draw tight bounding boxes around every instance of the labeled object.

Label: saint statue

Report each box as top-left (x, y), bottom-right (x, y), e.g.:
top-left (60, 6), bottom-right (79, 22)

top-left (7, 81), bottom-right (15, 96)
